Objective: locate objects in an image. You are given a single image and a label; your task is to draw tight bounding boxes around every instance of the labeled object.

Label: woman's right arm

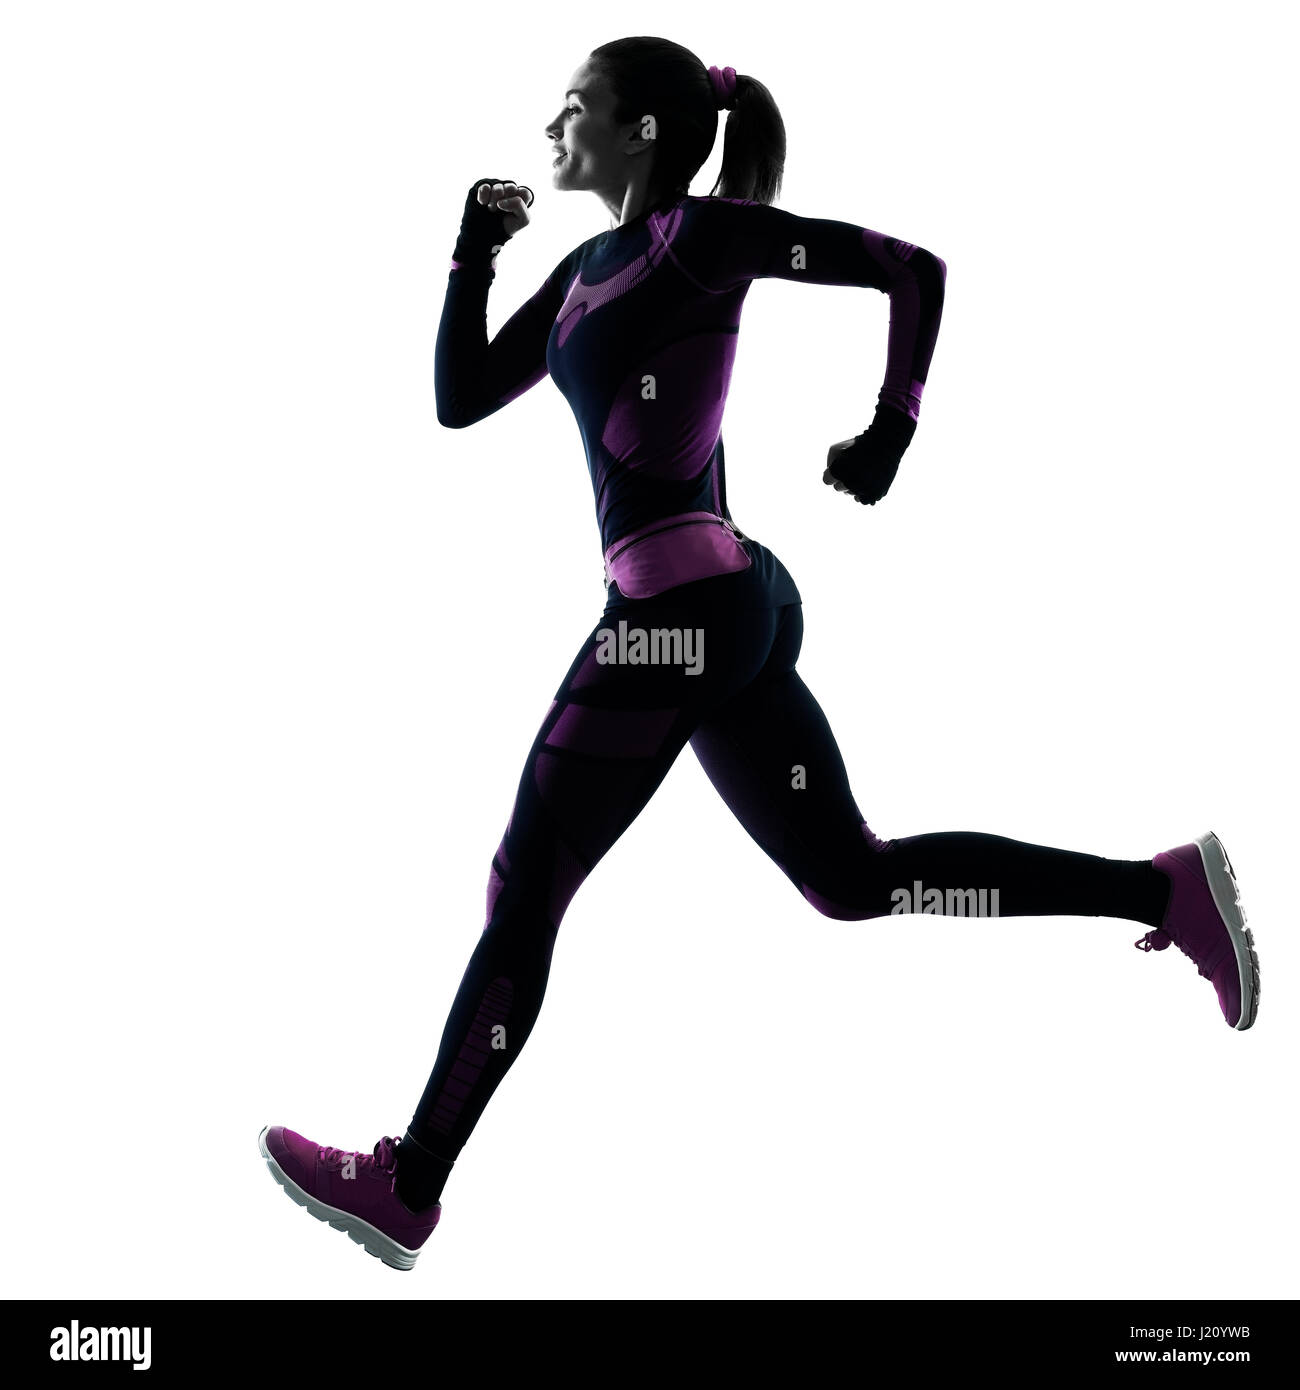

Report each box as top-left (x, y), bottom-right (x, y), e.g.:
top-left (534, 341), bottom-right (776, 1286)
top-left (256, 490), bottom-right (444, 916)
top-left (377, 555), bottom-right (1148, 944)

top-left (693, 196), bottom-right (946, 427)
top-left (434, 181), bottom-right (572, 429)
top-left (687, 196), bottom-right (946, 504)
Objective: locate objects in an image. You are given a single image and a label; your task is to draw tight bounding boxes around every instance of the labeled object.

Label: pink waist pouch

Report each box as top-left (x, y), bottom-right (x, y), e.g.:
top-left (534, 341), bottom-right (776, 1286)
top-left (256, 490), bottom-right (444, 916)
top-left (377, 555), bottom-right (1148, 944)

top-left (603, 511), bottom-right (753, 599)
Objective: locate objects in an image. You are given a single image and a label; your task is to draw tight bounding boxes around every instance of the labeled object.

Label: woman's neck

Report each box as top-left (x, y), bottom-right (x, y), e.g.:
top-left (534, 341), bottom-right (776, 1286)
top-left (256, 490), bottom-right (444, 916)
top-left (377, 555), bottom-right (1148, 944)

top-left (606, 183), bottom-right (674, 230)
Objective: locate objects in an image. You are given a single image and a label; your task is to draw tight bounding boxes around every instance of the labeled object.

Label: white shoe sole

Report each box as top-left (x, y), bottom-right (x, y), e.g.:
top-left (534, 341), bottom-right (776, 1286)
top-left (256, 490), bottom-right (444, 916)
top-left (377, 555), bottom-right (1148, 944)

top-left (257, 1125), bottom-right (423, 1271)
top-left (1196, 831), bottom-right (1260, 1030)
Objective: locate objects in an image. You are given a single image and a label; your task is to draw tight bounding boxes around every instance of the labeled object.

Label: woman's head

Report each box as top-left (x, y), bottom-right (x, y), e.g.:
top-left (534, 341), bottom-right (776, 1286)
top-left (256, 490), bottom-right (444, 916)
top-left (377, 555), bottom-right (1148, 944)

top-left (544, 37), bottom-right (786, 211)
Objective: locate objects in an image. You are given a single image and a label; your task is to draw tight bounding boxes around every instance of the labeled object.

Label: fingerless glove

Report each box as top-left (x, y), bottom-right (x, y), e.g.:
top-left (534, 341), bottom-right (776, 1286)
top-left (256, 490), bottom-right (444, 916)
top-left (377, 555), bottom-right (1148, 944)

top-left (826, 402), bottom-right (918, 505)
top-left (451, 178), bottom-right (534, 270)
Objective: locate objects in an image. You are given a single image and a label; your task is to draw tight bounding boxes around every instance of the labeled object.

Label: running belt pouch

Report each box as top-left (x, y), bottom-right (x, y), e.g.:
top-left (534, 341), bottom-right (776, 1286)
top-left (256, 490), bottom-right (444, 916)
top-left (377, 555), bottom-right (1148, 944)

top-left (451, 178), bottom-right (533, 269)
top-left (605, 512), bottom-right (752, 600)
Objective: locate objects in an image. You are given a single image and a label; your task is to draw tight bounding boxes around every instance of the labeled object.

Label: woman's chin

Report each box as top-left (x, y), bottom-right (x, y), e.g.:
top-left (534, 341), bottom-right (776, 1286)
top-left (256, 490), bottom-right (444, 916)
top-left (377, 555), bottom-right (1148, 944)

top-left (552, 158), bottom-right (583, 190)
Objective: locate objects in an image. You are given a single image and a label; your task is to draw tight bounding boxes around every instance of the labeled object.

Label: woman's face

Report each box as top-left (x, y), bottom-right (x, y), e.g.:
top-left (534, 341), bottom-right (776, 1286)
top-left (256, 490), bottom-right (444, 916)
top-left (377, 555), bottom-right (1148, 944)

top-left (545, 60), bottom-right (649, 196)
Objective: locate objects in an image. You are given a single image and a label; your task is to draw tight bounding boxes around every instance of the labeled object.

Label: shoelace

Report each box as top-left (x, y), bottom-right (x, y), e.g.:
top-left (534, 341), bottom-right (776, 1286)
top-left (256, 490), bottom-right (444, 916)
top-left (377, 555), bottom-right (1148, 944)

top-left (318, 1136), bottom-right (401, 1179)
top-left (1134, 927), bottom-right (1213, 980)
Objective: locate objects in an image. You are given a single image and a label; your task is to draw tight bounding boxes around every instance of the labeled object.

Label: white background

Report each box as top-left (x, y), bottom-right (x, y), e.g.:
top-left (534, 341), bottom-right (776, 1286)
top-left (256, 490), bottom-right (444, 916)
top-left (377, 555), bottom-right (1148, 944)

top-left (3, 0), bottom-right (1296, 1300)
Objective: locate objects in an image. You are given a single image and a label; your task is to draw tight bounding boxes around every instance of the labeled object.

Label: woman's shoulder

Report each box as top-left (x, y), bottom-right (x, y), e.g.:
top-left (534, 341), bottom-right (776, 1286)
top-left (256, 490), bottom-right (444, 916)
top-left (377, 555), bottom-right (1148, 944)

top-left (677, 194), bottom-right (783, 241)
top-left (679, 193), bottom-right (768, 225)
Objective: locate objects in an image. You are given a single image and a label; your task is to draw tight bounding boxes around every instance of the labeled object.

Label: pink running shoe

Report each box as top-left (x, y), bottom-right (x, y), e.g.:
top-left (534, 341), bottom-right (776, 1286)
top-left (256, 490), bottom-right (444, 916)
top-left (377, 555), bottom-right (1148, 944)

top-left (257, 1125), bottom-right (440, 1270)
top-left (1137, 831), bottom-right (1259, 1030)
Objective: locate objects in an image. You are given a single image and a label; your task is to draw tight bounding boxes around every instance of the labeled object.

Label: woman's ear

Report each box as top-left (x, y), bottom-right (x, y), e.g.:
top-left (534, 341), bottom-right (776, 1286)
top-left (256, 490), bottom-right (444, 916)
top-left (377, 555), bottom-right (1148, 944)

top-left (623, 113), bottom-right (658, 155)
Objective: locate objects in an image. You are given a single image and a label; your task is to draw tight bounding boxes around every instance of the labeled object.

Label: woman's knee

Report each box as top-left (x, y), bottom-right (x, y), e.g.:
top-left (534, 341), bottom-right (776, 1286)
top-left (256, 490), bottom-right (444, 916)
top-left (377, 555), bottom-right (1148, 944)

top-left (798, 880), bottom-right (888, 921)
top-left (483, 837), bottom-right (591, 935)
top-left (796, 823), bottom-right (897, 921)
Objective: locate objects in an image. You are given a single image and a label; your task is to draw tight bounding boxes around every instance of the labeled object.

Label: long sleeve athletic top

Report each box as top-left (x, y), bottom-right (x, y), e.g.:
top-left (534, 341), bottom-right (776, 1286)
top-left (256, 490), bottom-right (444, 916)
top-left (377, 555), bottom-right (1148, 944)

top-left (435, 191), bottom-right (946, 605)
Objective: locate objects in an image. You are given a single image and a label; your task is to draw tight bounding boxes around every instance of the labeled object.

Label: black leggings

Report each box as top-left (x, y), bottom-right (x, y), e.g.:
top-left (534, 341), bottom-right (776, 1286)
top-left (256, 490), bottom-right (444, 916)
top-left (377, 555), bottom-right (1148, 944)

top-left (401, 593), bottom-right (1168, 1192)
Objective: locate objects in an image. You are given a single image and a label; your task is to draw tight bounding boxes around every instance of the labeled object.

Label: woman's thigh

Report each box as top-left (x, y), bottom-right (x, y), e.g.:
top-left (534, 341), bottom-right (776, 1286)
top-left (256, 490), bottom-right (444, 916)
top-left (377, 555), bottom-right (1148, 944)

top-left (688, 606), bottom-right (883, 906)
top-left (487, 598), bottom-right (784, 928)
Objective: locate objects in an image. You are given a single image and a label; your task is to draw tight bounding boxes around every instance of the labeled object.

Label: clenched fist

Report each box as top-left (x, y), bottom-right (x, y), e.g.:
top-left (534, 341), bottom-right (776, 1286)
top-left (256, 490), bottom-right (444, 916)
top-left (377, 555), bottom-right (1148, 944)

top-left (471, 179), bottom-right (534, 237)
top-left (451, 178), bottom-right (535, 268)
top-left (823, 404), bottom-right (918, 506)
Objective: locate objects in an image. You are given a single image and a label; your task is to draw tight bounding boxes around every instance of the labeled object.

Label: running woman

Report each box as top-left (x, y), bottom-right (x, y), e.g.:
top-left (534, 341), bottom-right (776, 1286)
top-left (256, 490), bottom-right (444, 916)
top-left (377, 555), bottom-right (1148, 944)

top-left (258, 37), bottom-right (1259, 1270)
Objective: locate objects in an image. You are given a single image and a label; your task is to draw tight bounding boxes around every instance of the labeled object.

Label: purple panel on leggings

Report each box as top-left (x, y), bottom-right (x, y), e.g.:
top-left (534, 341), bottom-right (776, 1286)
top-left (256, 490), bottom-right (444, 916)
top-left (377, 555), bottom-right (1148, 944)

top-left (568, 645), bottom-right (606, 691)
top-left (544, 702), bottom-right (678, 759)
top-left (426, 976), bottom-right (514, 1136)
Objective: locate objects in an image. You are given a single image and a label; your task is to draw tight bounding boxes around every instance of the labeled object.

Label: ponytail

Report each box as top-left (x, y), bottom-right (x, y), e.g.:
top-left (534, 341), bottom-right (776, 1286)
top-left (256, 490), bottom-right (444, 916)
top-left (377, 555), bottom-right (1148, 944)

top-left (710, 73), bottom-right (786, 205)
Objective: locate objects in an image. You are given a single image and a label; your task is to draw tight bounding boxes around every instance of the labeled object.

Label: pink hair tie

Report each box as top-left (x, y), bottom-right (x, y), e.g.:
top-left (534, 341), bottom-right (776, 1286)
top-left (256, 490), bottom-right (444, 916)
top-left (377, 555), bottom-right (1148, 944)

top-left (707, 64), bottom-right (738, 111)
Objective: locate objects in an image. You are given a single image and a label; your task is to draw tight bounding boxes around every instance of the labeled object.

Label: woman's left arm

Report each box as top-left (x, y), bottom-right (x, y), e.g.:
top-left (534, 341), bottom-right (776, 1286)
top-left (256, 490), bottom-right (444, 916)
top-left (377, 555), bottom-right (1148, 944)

top-left (698, 196), bottom-right (947, 428)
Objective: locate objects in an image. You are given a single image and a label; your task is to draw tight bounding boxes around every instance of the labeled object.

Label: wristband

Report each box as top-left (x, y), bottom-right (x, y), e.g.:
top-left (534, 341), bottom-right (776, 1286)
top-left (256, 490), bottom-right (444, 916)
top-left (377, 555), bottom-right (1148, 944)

top-left (860, 400), bottom-right (917, 459)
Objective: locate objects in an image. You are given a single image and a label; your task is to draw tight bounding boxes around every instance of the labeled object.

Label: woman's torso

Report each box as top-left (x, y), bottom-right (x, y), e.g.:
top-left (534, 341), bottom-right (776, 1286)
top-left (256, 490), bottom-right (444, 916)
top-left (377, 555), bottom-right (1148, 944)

top-left (544, 194), bottom-right (801, 609)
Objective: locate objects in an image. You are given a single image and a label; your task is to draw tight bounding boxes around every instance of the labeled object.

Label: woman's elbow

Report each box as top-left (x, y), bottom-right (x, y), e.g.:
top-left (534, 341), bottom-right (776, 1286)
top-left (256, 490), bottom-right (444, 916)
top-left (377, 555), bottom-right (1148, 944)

top-left (435, 398), bottom-right (473, 429)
